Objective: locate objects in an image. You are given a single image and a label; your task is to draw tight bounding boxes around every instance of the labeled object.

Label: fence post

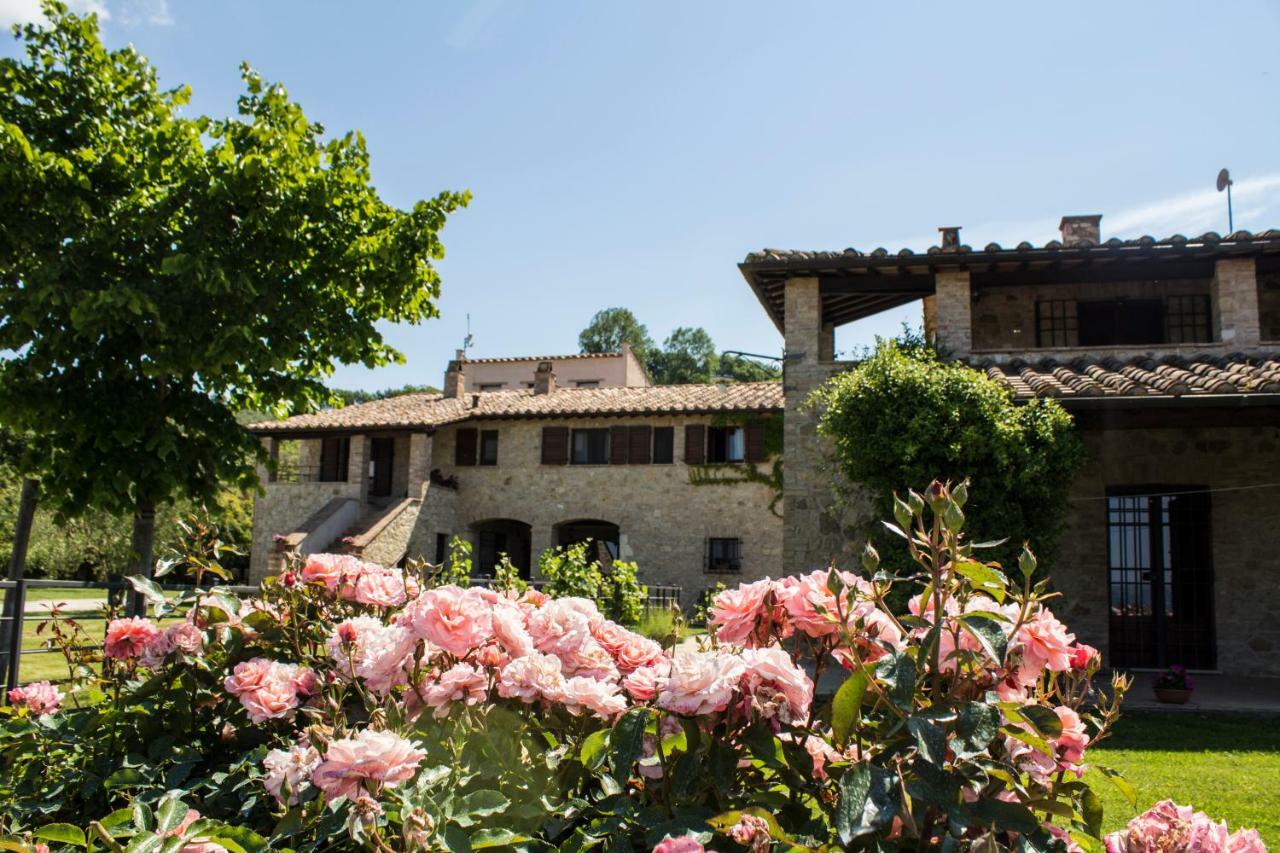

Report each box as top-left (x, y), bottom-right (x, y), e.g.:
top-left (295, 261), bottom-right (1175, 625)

top-left (4, 579), bottom-right (26, 695)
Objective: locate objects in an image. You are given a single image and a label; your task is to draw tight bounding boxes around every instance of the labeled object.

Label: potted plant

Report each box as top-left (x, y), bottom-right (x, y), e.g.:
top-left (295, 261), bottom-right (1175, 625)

top-left (1153, 664), bottom-right (1195, 704)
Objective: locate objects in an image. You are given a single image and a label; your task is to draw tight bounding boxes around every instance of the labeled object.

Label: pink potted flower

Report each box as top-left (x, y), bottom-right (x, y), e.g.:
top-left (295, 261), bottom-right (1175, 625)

top-left (1153, 664), bottom-right (1195, 704)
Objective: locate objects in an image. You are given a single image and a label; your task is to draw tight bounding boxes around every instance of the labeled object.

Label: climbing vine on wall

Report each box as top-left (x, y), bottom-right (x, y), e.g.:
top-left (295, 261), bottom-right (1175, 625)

top-left (686, 412), bottom-right (784, 517)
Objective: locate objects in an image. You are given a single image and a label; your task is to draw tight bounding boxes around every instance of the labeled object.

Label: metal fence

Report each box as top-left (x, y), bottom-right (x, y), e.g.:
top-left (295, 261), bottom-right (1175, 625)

top-left (0, 577), bottom-right (683, 694)
top-left (0, 578), bottom-right (258, 695)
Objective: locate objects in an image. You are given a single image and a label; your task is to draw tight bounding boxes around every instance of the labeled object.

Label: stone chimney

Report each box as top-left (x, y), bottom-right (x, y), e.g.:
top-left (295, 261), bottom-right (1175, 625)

top-left (443, 350), bottom-right (466, 398)
top-left (533, 361), bottom-right (556, 395)
top-left (1059, 215), bottom-right (1102, 247)
top-left (938, 226), bottom-right (962, 250)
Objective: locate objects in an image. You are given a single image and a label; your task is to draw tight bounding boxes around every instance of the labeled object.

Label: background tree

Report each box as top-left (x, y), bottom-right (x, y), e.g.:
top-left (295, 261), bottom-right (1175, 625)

top-left (577, 307), bottom-right (654, 363)
top-left (813, 339), bottom-right (1083, 572)
top-left (647, 326), bottom-right (716, 384)
top-left (0, 5), bottom-right (468, 582)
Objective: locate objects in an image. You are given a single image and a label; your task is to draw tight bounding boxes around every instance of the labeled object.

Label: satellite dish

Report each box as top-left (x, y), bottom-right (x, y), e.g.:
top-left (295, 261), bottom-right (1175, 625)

top-left (1216, 168), bottom-right (1232, 192)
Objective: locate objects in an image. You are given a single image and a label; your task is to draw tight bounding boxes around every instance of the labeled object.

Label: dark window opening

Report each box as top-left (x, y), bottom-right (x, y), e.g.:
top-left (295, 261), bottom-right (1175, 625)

top-left (479, 430), bottom-right (499, 466)
top-left (708, 538), bottom-right (742, 573)
top-left (478, 383), bottom-right (505, 391)
top-left (1036, 299), bottom-right (1078, 348)
top-left (707, 426), bottom-right (745, 463)
top-left (1077, 299), bottom-right (1165, 347)
top-left (318, 436), bottom-right (350, 482)
top-left (571, 428), bottom-right (610, 465)
top-left (653, 427), bottom-right (674, 464)
top-left (1165, 295), bottom-right (1212, 344)
top-left (1107, 487), bottom-right (1215, 670)
top-left (434, 533), bottom-right (448, 564)
top-left (575, 380), bottom-right (600, 389)
top-left (369, 437), bottom-right (395, 497)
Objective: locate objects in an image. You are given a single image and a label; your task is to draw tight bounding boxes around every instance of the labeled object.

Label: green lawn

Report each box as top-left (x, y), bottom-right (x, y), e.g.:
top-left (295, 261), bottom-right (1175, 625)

top-left (1087, 712), bottom-right (1280, 845)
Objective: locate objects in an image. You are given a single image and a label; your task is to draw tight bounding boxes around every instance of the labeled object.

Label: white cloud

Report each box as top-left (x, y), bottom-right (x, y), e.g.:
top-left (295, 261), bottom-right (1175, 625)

top-left (0, 0), bottom-right (175, 28)
top-left (884, 172), bottom-right (1280, 253)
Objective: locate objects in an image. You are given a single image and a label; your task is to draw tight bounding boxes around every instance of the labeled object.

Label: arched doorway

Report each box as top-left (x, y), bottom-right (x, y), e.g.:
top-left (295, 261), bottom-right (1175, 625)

top-left (470, 519), bottom-right (533, 579)
top-left (555, 519), bottom-right (620, 568)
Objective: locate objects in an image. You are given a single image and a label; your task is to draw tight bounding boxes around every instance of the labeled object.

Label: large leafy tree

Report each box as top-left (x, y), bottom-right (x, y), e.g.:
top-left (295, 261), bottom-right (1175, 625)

top-left (577, 307), bottom-right (654, 363)
top-left (814, 340), bottom-right (1083, 571)
top-left (647, 326), bottom-right (716, 384)
top-left (0, 4), bottom-right (468, 578)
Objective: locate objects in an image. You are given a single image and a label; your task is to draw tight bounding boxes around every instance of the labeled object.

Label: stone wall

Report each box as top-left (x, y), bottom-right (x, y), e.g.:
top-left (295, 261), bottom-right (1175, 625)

top-left (971, 278), bottom-right (1215, 352)
top-left (417, 416), bottom-right (783, 604)
top-left (1052, 423), bottom-right (1280, 677)
top-left (359, 500), bottom-right (422, 567)
top-left (249, 480), bottom-right (362, 581)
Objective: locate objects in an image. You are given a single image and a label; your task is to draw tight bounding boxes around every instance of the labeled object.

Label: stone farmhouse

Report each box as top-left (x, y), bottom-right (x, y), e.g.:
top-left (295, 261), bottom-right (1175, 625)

top-left (741, 215), bottom-right (1280, 677)
top-left (247, 350), bottom-right (783, 604)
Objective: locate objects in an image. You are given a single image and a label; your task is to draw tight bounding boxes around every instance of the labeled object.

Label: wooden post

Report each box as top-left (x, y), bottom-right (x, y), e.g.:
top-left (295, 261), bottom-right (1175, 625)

top-left (1, 478), bottom-right (38, 692)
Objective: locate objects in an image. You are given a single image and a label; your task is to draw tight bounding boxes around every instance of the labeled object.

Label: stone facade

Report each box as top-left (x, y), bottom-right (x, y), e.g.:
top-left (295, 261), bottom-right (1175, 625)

top-left (1213, 257), bottom-right (1261, 346)
top-left (1054, 423), bottom-right (1280, 676)
top-left (933, 271), bottom-right (973, 357)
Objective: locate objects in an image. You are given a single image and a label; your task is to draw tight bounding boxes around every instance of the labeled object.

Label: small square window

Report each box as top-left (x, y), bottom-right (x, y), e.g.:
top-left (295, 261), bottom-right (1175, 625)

top-left (708, 538), bottom-right (742, 573)
top-left (571, 428), bottom-right (610, 464)
top-left (1036, 299), bottom-right (1078, 348)
top-left (1166, 294), bottom-right (1212, 344)
top-left (575, 380), bottom-right (601, 389)
top-left (653, 427), bottom-right (674, 464)
top-left (478, 383), bottom-right (505, 392)
top-left (479, 430), bottom-right (499, 466)
top-left (707, 426), bottom-right (745, 463)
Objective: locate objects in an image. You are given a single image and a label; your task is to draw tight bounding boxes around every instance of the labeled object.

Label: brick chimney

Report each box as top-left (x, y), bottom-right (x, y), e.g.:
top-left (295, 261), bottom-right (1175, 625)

top-left (1059, 215), bottom-right (1102, 247)
top-left (443, 349), bottom-right (466, 398)
top-left (533, 361), bottom-right (556, 395)
top-left (938, 226), bottom-right (962, 250)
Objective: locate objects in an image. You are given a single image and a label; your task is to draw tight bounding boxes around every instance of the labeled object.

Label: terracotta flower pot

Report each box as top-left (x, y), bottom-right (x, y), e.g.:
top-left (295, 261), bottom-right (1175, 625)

top-left (1154, 687), bottom-right (1193, 705)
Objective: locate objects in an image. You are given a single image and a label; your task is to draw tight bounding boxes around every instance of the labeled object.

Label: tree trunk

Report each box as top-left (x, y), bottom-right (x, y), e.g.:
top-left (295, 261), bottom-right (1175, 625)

top-left (127, 498), bottom-right (157, 617)
top-left (2, 478), bottom-right (39, 690)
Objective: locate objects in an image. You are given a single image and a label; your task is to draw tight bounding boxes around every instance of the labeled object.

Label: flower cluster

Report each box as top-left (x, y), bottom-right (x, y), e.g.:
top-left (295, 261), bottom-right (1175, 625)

top-left (105, 616), bottom-right (206, 667)
top-left (1105, 800), bottom-right (1265, 852)
top-left (6, 680), bottom-right (62, 715)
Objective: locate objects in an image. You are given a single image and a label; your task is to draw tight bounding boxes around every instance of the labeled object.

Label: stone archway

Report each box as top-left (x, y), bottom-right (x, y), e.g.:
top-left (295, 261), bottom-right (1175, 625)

top-left (554, 519), bottom-right (620, 568)
top-left (469, 518), bottom-right (533, 579)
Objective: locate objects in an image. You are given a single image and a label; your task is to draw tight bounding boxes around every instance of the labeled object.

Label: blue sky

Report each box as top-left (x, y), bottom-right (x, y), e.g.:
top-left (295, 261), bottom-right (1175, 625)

top-left (6, 0), bottom-right (1279, 391)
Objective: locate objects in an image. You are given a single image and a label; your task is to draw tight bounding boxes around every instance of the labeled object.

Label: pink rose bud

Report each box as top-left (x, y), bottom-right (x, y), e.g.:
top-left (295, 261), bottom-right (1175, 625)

top-left (338, 622), bottom-right (359, 646)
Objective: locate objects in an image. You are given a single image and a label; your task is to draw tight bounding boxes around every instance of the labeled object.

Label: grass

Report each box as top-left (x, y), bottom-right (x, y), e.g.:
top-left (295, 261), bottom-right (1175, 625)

top-left (1087, 712), bottom-right (1280, 844)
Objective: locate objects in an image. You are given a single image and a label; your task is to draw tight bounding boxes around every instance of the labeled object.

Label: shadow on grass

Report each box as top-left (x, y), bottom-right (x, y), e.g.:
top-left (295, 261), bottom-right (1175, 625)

top-left (1095, 711), bottom-right (1280, 752)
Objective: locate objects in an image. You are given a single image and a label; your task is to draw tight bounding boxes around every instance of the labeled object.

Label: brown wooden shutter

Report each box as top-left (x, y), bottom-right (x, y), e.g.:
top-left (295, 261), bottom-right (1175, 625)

top-left (609, 425), bottom-right (630, 465)
top-left (684, 424), bottom-right (705, 465)
top-left (541, 426), bottom-right (569, 465)
top-left (455, 428), bottom-right (478, 466)
top-left (745, 422), bottom-right (767, 463)
top-left (628, 425), bottom-right (651, 464)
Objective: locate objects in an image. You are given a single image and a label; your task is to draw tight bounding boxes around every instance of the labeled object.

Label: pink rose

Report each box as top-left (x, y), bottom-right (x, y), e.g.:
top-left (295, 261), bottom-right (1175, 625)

top-left (739, 646), bottom-right (813, 723)
top-left (223, 658), bottom-right (310, 723)
top-left (1069, 643), bottom-right (1100, 671)
top-left (300, 553), bottom-right (363, 591)
top-left (104, 617), bottom-right (162, 660)
top-left (403, 586), bottom-right (492, 658)
top-left (527, 599), bottom-right (594, 657)
top-left (1103, 800), bottom-right (1264, 852)
top-left (263, 742), bottom-right (321, 805)
top-left (560, 676), bottom-right (627, 719)
top-left (347, 566), bottom-right (417, 608)
top-left (1053, 706), bottom-right (1090, 769)
top-left (497, 652), bottom-right (566, 704)
top-left (328, 618), bottom-right (417, 695)
top-left (420, 663), bottom-right (489, 718)
top-left (7, 680), bottom-right (62, 715)
top-left (622, 660), bottom-right (670, 702)
top-left (1016, 606), bottom-right (1076, 673)
top-left (559, 638), bottom-right (620, 681)
top-left (727, 813), bottom-right (771, 852)
top-left (164, 622), bottom-right (206, 657)
top-left (312, 729), bottom-right (425, 802)
top-left (657, 650), bottom-right (745, 716)
top-left (491, 605), bottom-right (535, 659)
top-left (593, 620), bottom-right (663, 673)
top-left (652, 836), bottom-right (710, 853)
top-left (709, 579), bottom-right (789, 646)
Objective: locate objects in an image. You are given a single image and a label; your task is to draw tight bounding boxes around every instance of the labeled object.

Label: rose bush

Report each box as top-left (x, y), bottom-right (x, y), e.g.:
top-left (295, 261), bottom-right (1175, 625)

top-left (0, 481), bottom-right (1263, 851)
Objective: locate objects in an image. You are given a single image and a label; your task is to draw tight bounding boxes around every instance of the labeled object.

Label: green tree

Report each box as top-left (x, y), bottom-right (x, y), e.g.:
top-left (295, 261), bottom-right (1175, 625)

top-left (717, 352), bottom-right (781, 383)
top-left (647, 326), bottom-right (717, 384)
top-left (578, 307), bottom-right (654, 363)
top-left (332, 384), bottom-right (441, 405)
top-left (0, 4), bottom-right (468, 581)
top-left (813, 340), bottom-right (1083, 571)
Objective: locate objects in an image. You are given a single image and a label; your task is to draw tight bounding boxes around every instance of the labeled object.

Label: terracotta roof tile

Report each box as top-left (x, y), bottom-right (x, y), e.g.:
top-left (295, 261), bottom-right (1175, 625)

top-left (464, 352), bottom-right (625, 364)
top-left (248, 382), bottom-right (783, 434)
top-left (977, 353), bottom-right (1280, 402)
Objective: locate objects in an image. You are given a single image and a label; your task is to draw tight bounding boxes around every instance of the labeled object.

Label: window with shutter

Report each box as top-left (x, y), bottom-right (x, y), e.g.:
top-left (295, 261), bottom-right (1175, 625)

top-left (319, 436), bottom-right (350, 482)
top-left (652, 427), bottom-right (674, 464)
top-left (609, 425), bottom-right (630, 465)
top-left (745, 422), bottom-right (766, 463)
top-left (455, 428), bottom-right (478, 466)
top-left (684, 424), bottom-right (705, 465)
top-left (628, 426), bottom-right (651, 464)
top-left (541, 426), bottom-right (569, 465)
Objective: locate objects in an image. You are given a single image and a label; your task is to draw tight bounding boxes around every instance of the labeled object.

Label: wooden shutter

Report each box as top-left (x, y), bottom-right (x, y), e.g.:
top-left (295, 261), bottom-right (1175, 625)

top-left (609, 425), bottom-right (630, 465)
top-left (744, 422), bottom-right (767, 463)
top-left (541, 426), bottom-right (569, 465)
top-left (684, 424), bottom-right (705, 465)
top-left (628, 425), bottom-right (651, 464)
top-left (455, 428), bottom-right (477, 466)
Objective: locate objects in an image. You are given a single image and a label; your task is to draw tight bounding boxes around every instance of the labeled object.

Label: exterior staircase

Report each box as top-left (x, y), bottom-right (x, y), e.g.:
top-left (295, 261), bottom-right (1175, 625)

top-left (334, 498), bottom-right (422, 567)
